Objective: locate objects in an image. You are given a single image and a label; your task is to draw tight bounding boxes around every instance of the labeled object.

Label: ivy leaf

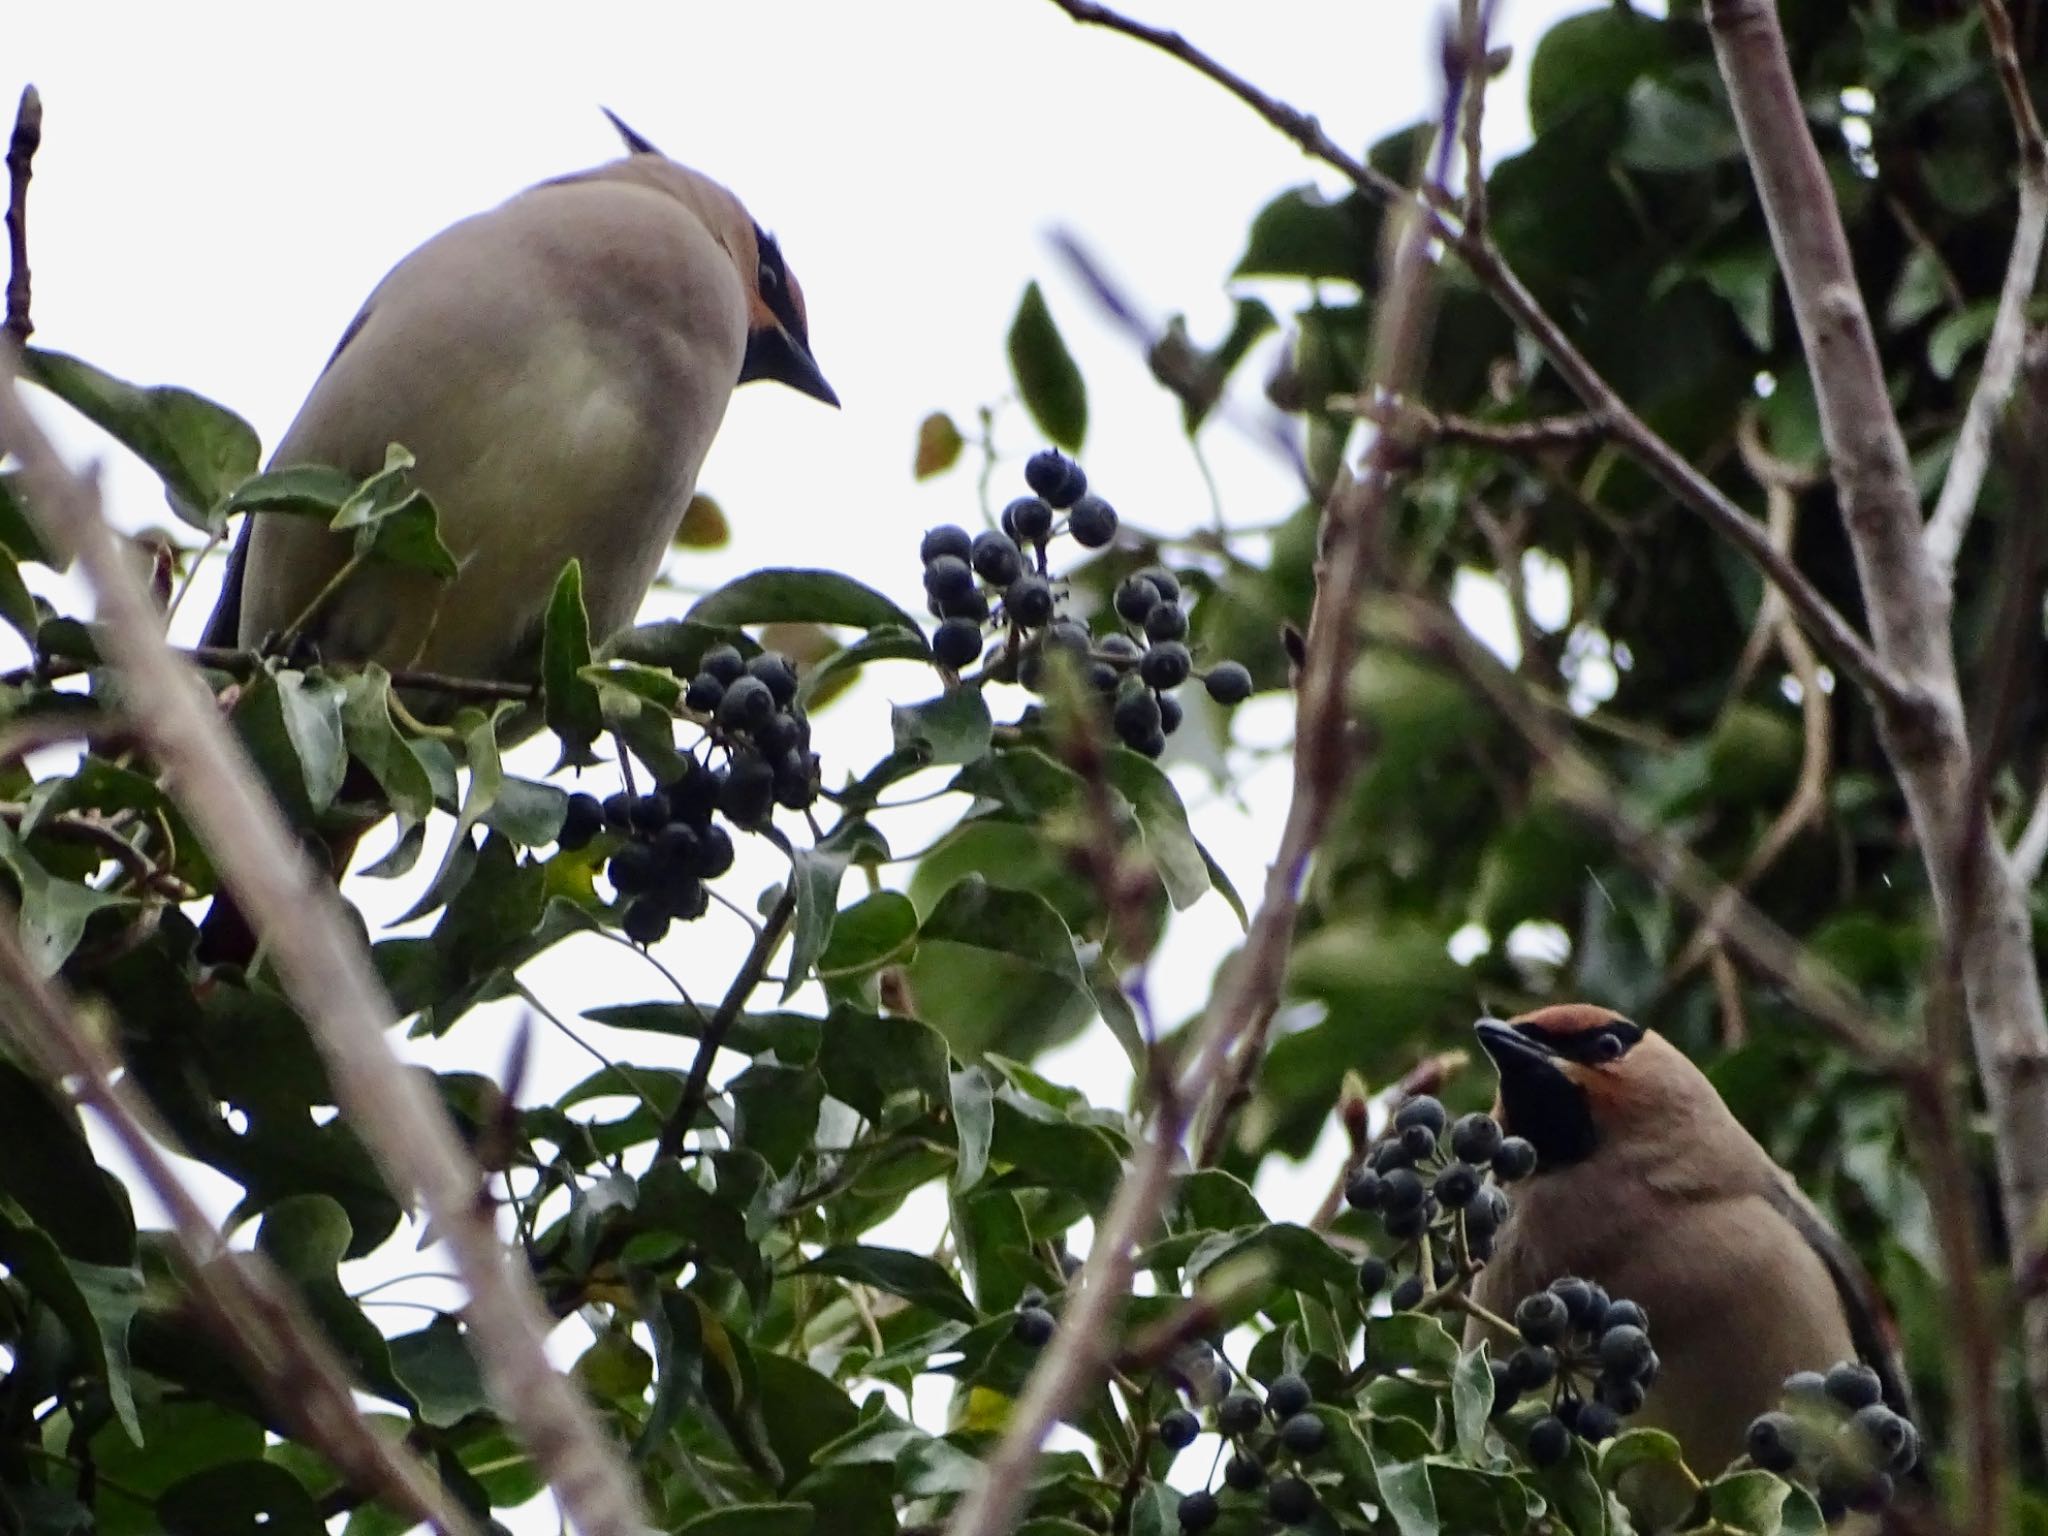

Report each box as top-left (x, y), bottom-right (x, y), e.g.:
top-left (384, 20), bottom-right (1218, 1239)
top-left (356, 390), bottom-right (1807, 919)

top-left (158, 1462), bottom-right (325, 1535)
top-left (891, 690), bottom-right (992, 766)
top-left (0, 819), bottom-right (125, 974)
top-left (1007, 281), bottom-right (1087, 451)
top-left (797, 1246), bottom-right (978, 1323)
top-left (219, 464), bottom-right (357, 520)
top-left (330, 445), bottom-right (458, 579)
top-left (541, 560), bottom-right (603, 769)
top-left (785, 842), bottom-right (853, 1000)
top-left (22, 349), bottom-right (260, 530)
top-left (1450, 1345), bottom-right (1494, 1462)
top-left (949, 1067), bottom-right (994, 1191)
top-left (687, 568), bottom-right (923, 633)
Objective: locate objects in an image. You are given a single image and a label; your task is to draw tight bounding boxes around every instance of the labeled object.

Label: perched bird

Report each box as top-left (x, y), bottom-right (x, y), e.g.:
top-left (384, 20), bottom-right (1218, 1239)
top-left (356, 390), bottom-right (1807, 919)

top-left (203, 111), bottom-right (835, 681)
top-left (197, 116), bottom-right (833, 960)
top-left (1466, 1005), bottom-right (1916, 1477)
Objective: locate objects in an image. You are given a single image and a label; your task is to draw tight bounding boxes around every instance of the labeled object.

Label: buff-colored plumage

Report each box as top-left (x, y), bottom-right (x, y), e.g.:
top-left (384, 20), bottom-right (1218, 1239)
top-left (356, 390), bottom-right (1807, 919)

top-left (205, 118), bottom-right (834, 682)
top-left (1467, 1005), bottom-right (1911, 1480)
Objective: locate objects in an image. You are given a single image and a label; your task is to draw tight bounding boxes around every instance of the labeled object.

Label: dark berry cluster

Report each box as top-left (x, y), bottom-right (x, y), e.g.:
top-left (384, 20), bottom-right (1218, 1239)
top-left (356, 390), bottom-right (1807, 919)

top-left (916, 448), bottom-right (1255, 759)
top-left (1493, 1277), bottom-right (1658, 1462)
top-left (1745, 1363), bottom-right (1919, 1524)
top-left (1345, 1097), bottom-right (1532, 1309)
top-left (555, 643), bottom-right (816, 945)
top-left (1172, 1371), bottom-right (1330, 1531)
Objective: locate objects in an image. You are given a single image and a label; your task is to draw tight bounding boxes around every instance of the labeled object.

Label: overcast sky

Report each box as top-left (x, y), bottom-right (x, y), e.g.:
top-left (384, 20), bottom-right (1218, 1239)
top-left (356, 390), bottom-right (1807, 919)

top-left (6, 0), bottom-right (1585, 1515)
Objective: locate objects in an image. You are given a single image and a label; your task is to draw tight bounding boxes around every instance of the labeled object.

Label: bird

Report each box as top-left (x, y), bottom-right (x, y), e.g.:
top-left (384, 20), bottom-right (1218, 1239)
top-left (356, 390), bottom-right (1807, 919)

top-left (196, 115), bottom-right (834, 960)
top-left (203, 110), bottom-right (835, 683)
top-left (1465, 1004), bottom-right (1917, 1482)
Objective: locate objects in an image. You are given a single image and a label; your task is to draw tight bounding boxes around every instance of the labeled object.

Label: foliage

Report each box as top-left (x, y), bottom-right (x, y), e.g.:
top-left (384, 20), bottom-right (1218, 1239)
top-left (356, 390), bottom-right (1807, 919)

top-left (0, 0), bottom-right (2044, 1530)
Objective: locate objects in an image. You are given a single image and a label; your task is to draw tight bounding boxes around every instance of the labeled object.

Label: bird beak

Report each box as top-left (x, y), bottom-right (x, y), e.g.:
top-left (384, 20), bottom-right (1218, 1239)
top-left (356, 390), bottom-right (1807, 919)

top-left (1475, 1016), bottom-right (1557, 1074)
top-left (741, 325), bottom-right (840, 408)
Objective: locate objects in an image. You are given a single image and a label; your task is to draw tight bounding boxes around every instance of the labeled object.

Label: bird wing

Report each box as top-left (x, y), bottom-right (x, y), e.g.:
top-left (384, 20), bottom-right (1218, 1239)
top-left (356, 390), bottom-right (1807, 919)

top-left (199, 298), bottom-right (379, 654)
top-left (1765, 1175), bottom-right (1920, 1426)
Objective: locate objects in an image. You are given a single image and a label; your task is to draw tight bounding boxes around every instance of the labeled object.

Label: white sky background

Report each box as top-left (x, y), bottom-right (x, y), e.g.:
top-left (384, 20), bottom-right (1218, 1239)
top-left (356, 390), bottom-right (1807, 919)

top-left (6, 0), bottom-right (1586, 1518)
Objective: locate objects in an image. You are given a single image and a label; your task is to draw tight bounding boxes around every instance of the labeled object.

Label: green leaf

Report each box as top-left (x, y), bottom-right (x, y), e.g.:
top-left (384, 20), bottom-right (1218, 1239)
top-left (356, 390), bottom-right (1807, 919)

top-left (817, 891), bottom-right (919, 987)
top-left (908, 876), bottom-right (1095, 1059)
top-left (1006, 281), bottom-right (1087, 451)
top-left (399, 710), bottom-right (510, 924)
top-left (891, 689), bottom-right (993, 765)
top-left (1697, 242), bottom-right (1778, 352)
top-left (1370, 1451), bottom-right (1440, 1536)
top-left (1234, 184), bottom-right (1378, 285)
top-left (816, 1008), bottom-right (952, 1120)
top-left (797, 624), bottom-right (932, 709)
top-left (686, 568), bottom-right (924, 633)
top-left (1105, 749), bottom-right (1214, 910)
top-left (481, 774), bottom-right (568, 847)
top-left (541, 560), bottom-right (604, 768)
top-left (1929, 299), bottom-right (1999, 380)
top-left (1886, 246), bottom-right (1950, 332)
top-left (0, 1064), bottom-right (136, 1267)
top-left (950, 1066), bottom-right (994, 1190)
top-left (674, 1505), bottom-right (816, 1536)
top-left (0, 818), bottom-right (126, 975)
top-left (0, 547), bottom-right (41, 640)
top-left (603, 618), bottom-right (754, 672)
top-left (1599, 1426), bottom-right (1685, 1487)
top-left (914, 411), bottom-right (966, 479)
top-left (729, 1063), bottom-right (825, 1173)
top-left (158, 1461), bottom-right (324, 1535)
top-left (229, 669), bottom-right (346, 825)
top-left (220, 464), bottom-right (358, 519)
top-left (1527, 7), bottom-right (1673, 134)
top-left (387, 1316), bottom-right (491, 1428)
top-left (785, 843), bottom-right (853, 1000)
top-left (798, 1245), bottom-right (978, 1323)
top-left (1620, 76), bottom-right (1745, 172)
top-left (0, 1213), bottom-right (141, 1439)
top-left (1450, 1344), bottom-right (1494, 1462)
top-left (0, 471), bottom-right (57, 563)
top-left (90, 1400), bottom-right (266, 1536)
top-left (329, 445), bottom-right (458, 578)
top-left (23, 349), bottom-right (260, 528)
top-left (1369, 1310), bottom-right (1462, 1370)
top-left (1705, 1469), bottom-right (1795, 1534)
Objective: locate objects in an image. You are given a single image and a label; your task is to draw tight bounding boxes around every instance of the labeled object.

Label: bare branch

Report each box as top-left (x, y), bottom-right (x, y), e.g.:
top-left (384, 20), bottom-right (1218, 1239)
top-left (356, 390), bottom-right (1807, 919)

top-left (0, 908), bottom-right (474, 1536)
top-left (1925, 0), bottom-right (2048, 579)
top-left (1706, 0), bottom-right (2048, 1453)
top-left (0, 356), bottom-right (652, 1536)
top-left (1048, 0), bottom-right (1923, 726)
top-left (939, 63), bottom-right (1444, 1536)
top-left (5, 85), bottom-right (37, 344)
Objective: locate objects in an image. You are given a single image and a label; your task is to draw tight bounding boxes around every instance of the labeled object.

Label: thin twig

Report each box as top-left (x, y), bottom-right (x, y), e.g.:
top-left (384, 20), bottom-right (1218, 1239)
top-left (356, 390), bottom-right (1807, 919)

top-left (1706, 0), bottom-right (2048, 1457)
top-left (1923, 0), bottom-right (2048, 586)
top-left (4, 642), bottom-right (538, 703)
top-left (1046, 0), bottom-right (1923, 729)
top-left (5, 86), bottom-right (38, 344)
top-left (0, 906), bottom-right (473, 1535)
top-left (939, 51), bottom-right (1443, 1536)
top-left (1401, 595), bottom-right (1907, 1071)
top-left (0, 357), bottom-right (652, 1536)
top-left (655, 884), bottom-right (798, 1160)
top-left (1668, 414), bottom-right (1833, 983)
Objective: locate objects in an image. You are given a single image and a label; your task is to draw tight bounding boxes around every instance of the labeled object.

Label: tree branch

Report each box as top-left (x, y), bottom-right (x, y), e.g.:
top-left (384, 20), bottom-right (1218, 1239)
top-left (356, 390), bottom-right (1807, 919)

top-left (655, 883), bottom-right (797, 1160)
top-left (5, 85), bottom-right (37, 345)
top-left (1923, 0), bottom-right (2048, 583)
top-left (0, 907), bottom-right (474, 1536)
top-left (1046, 0), bottom-right (1925, 728)
top-left (1706, 0), bottom-right (2048, 1456)
top-left (939, 55), bottom-right (1444, 1536)
top-left (0, 355), bottom-right (653, 1536)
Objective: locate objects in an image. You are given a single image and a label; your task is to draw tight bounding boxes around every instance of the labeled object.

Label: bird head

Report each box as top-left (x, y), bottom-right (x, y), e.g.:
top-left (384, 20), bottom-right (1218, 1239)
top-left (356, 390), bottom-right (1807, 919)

top-left (593, 110), bottom-right (839, 409)
top-left (1475, 1004), bottom-right (1722, 1171)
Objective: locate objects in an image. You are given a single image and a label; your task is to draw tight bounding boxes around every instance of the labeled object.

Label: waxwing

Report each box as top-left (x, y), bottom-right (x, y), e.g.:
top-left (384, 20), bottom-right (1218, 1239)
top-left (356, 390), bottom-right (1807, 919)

top-left (203, 112), bottom-right (834, 680)
top-left (1466, 1005), bottom-right (1918, 1501)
